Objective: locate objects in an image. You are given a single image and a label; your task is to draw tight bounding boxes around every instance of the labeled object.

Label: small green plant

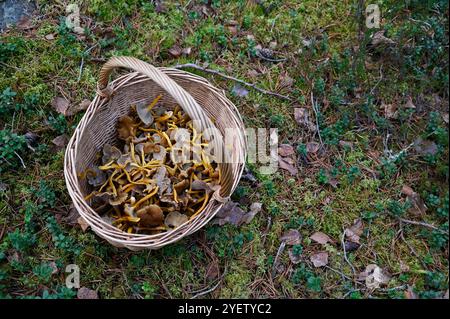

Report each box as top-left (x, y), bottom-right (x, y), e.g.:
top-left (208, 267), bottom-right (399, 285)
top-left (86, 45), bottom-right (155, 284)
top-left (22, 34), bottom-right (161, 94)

top-left (33, 263), bottom-right (54, 283)
top-left (47, 114), bottom-right (68, 134)
top-left (141, 282), bottom-right (157, 299)
top-left (0, 130), bottom-right (27, 172)
top-left (0, 87), bottom-right (17, 116)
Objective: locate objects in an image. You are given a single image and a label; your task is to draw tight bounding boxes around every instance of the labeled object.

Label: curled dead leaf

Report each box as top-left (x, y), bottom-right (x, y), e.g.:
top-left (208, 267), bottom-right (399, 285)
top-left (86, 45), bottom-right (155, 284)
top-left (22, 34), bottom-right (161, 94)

top-left (280, 229), bottom-right (301, 245)
top-left (310, 251), bottom-right (329, 267)
top-left (310, 232), bottom-right (333, 245)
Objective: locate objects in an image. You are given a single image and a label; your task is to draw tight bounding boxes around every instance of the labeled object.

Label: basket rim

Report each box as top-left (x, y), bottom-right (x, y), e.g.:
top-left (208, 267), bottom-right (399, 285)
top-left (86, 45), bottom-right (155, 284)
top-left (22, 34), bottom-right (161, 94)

top-left (64, 59), bottom-right (247, 247)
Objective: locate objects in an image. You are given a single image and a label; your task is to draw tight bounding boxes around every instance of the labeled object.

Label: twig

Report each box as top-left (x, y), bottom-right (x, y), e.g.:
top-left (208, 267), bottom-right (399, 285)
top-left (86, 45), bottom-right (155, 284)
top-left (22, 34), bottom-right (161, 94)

top-left (77, 43), bottom-right (99, 82)
top-left (271, 241), bottom-right (286, 277)
top-left (341, 230), bottom-right (356, 277)
top-left (173, 63), bottom-right (292, 101)
top-left (14, 151), bottom-right (26, 169)
top-left (399, 217), bottom-right (448, 235)
top-left (370, 65), bottom-right (384, 95)
top-left (310, 91), bottom-right (324, 148)
top-left (0, 61), bottom-right (21, 71)
top-left (190, 280), bottom-right (222, 299)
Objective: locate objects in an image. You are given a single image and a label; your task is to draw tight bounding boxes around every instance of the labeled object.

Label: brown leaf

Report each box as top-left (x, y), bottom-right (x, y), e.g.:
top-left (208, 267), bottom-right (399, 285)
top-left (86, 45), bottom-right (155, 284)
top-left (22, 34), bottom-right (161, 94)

top-left (52, 96), bottom-right (70, 116)
top-left (168, 45), bottom-right (182, 58)
top-left (401, 185), bottom-right (415, 197)
top-left (214, 201), bottom-right (261, 226)
top-left (279, 157), bottom-right (298, 176)
top-left (51, 135), bottom-right (68, 150)
top-left (310, 232), bottom-right (333, 245)
top-left (383, 103), bottom-right (397, 119)
top-left (357, 264), bottom-right (391, 289)
top-left (371, 31), bottom-right (396, 46)
top-left (310, 251), bottom-right (328, 267)
top-left (306, 142), bottom-right (320, 154)
top-left (288, 249), bottom-right (302, 264)
top-left (345, 219), bottom-right (364, 244)
top-left (17, 16), bottom-right (33, 30)
top-left (405, 96), bottom-right (416, 109)
top-left (182, 47), bottom-right (192, 56)
top-left (63, 204), bottom-right (80, 226)
top-left (240, 202), bottom-right (262, 225)
top-left (77, 216), bottom-right (89, 232)
top-left (442, 113), bottom-right (449, 124)
top-left (45, 33), bottom-right (55, 40)
top-left (294, 108), bottom-right (316, 131)
top-left (247, 69), bottom-right (259, 78)
top-left (280, 229), bottom-right (301, 245)
top-left (414, 138), bottom-right (438, 156)
top-left (77, 287), bottom-right (98, 299)
top-left (49, 261), bottom-right (59, 274)
top-left (278, 144), bottom-right (295, 157)
top-left (213, 201), bottom-right (245, 226)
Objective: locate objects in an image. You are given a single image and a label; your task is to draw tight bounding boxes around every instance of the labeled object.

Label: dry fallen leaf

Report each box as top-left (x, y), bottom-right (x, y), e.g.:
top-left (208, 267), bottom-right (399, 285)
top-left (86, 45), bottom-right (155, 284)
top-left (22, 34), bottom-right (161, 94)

top-left (383, 103), bottom-right (398, 119)
top-left (77, 287), bottom-right (98, 299)
top-left (371, 30), bottom-right (396, 46)
top-left (77, 216), bottom-right (89, 232)
top-left (279, 157), bottom-right (298, 176)
top-left (358, 264), bottom-right (391, 289)
top-left (52, 96), bottom-right (70, 116)
top-left (306, 142), bottom-right (320, 154)
top-left (51, 134), bottom-right (68, 151)
top-left (310, 232), bottom-right (333, 245)
top-left (294, 108), bottom-right (316, 132)
top-left (168, 45), bottom-right (182, 57)
top-left (280, 229), bottom-right (301, 245)
top-left (405, 96), bottom-right (416, 109)
top-left (310, 251), bottom-right (329, 267)
top-left (401, 185), bottom-right (427, 215)
top-left (414, 138), bottom-right (438, 156)
top-left (345, 219), bottom-right (364, 244)
top-left (240, 202), bottom-right (262, 225)
top-left (45, 33), bottom-right (55, 40)
top-left (442, 113), bottom-right (449, 124)
top-left (278, 144), bottom-right (295, 157)
top-left (288, 249), bottom-right (302, 264)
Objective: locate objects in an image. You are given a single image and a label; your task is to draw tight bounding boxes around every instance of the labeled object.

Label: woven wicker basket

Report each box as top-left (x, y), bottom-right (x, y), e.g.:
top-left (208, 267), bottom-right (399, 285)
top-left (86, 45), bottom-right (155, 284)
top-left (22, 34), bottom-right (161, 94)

top-left (64, 56), bottom-right (246, 250)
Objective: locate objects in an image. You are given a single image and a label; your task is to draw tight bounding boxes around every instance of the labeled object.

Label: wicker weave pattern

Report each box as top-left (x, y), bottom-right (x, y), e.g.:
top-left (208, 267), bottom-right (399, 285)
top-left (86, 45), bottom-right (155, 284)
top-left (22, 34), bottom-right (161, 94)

top-left (64, 57), bottom-right (246, 250)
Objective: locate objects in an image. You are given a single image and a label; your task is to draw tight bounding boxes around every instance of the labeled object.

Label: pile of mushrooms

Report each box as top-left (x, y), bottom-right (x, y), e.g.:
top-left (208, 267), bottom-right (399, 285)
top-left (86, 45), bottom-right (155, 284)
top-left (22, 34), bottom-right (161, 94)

top-left (81, 95), bottom-right (220, 234)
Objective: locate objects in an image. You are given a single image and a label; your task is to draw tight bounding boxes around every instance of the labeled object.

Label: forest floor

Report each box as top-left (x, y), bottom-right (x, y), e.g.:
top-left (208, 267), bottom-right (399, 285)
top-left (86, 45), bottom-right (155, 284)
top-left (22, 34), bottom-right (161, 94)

top-left (0, 0), bottom-right (448, 299)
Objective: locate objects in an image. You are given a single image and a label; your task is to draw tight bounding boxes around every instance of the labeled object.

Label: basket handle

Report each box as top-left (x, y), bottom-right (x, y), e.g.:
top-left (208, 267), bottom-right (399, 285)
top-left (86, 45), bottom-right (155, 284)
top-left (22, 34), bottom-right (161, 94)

top-left (98, 56), bottom-right (231, 198)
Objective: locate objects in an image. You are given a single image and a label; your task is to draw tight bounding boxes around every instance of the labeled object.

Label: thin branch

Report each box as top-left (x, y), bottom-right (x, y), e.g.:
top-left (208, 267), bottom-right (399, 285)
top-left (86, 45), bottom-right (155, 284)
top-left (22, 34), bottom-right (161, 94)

top-left (341, 230), bottom-right (356, 277)
top-left (190, 280), bottom-right (221, 299)
top-left (173, 63), bottom-right (292, 101)
top-left (77, 43), bottom-right (99, 82)
top-left (310, 91), bottom-right (324, 148)
top-left (399, 217), bottom-right (448, 235)
top-left (271, 241), bottom-right (286, 278)
top-left (14, 151), bottom-right (26, 169)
